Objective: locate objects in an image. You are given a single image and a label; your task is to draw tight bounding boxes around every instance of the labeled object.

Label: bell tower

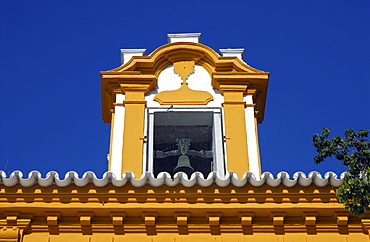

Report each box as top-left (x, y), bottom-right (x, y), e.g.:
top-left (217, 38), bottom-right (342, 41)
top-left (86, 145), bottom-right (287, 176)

top-left (100, 33), bottom-right (269, 179)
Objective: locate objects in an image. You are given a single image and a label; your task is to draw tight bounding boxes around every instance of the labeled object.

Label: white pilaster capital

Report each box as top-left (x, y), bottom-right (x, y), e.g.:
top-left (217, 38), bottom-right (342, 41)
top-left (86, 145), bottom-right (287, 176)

top-left (167, 33), bottom-right (201, 43)
top-left (120, 49), bottom-right (146, 65)
top-left (219, 48), bottom-right (244, 61)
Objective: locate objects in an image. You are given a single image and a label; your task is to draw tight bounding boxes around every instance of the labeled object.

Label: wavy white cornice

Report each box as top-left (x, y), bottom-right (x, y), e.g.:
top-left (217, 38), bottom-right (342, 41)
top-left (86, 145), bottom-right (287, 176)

top-left (0, 170), bottom-right (346, 188)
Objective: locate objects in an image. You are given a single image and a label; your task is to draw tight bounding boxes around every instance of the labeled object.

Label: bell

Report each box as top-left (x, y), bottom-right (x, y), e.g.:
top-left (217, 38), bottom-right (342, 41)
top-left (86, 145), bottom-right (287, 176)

top-left (173, 154), bottom-right (194, 177)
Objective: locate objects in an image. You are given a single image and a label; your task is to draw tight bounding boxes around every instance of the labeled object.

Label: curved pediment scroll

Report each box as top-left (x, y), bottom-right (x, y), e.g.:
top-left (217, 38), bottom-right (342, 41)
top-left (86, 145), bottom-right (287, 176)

top-left (101, 42), bottom-right (269, 123)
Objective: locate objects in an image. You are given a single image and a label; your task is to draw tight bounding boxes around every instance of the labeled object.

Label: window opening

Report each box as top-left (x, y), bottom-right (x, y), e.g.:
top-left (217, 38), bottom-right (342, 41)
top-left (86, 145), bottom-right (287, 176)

top-left (145, 108), bottom-right (225, 179)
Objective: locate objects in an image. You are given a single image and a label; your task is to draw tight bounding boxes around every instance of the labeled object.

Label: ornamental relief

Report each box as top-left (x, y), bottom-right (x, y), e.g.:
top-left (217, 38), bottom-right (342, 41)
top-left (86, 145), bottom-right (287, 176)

top-left (154, 61), bottom-right (214, 105)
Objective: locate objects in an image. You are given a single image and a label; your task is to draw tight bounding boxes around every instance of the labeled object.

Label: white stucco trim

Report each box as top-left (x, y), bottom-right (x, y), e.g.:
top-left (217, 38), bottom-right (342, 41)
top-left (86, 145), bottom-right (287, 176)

top-left (244, 95), bottom-right (261, 178)
top-left (109, 94), bottom-right (125, 178)
top-left (219, 48), bottom-right (245, 61)
top-left (120, 49), bottom-right (146, 65)
top-left (167, 33), bottom-right (201, 43)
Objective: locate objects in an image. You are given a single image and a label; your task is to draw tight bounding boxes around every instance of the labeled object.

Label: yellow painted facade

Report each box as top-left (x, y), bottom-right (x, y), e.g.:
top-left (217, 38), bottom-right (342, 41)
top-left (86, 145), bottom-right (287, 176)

top-left (1, 182), bottom-right (370, 241)
top-left (1, 35), bottom-right (369, 241)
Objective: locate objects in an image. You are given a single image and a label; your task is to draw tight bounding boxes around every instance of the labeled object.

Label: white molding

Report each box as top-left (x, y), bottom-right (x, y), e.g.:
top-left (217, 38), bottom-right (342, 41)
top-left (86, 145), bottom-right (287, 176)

top-left (109, 94), bottom-right (125, 178)
top-left (120, 49), bottom-right (146, 65)
top-left (244, 95), bottom-right (261, 178)
top-left (219, 48), bottom-right (244, 61)
top-left (167, 33), bottom-right (201, 43)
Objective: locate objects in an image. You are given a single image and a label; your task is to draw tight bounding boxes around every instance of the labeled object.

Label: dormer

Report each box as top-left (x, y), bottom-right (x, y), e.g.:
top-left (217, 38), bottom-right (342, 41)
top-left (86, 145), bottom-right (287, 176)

top-left (100, 33), bottom-right (269, 179)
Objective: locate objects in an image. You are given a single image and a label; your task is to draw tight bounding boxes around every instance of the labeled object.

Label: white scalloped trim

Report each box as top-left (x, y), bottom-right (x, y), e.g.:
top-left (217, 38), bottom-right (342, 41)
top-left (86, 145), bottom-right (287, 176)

top-left (0, 170), bottom-right (346, 188)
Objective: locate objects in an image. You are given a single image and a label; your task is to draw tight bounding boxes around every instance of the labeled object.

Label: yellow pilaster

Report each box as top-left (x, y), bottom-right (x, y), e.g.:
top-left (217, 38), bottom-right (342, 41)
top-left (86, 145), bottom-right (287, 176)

top-left (220, 85), bottom-right (249, 177)
top-left (120, 84), bottom-right (149, 176)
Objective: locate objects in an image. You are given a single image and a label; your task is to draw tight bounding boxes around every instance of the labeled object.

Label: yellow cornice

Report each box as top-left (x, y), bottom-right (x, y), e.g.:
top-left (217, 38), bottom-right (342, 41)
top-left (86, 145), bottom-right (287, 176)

top-left (101, 42), bottom-right (269, 123)
top-left (1, 183), bottom-right (369, 240)
top-left (120, 83), bottom-right (152, 93)
top-left (104, 42), bottom-right (268, 78)
top-left (218, 84), bottom-right (248, 94)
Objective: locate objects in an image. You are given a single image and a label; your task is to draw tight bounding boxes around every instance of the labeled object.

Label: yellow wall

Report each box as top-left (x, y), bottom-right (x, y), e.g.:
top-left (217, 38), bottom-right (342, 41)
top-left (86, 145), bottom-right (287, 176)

top-left (1, 182), bottom-right (369, 241)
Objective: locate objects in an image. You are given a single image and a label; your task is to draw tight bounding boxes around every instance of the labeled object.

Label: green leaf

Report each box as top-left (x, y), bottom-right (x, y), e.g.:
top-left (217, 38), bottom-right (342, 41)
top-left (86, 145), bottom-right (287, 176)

top-left (313, 128), bottom-right (370, 216)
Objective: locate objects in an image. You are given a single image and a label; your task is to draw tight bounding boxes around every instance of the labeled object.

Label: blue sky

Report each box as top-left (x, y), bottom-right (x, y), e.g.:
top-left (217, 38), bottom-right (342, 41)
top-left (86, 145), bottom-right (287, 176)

top-left (1, 1), bottom-right (369, 178)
